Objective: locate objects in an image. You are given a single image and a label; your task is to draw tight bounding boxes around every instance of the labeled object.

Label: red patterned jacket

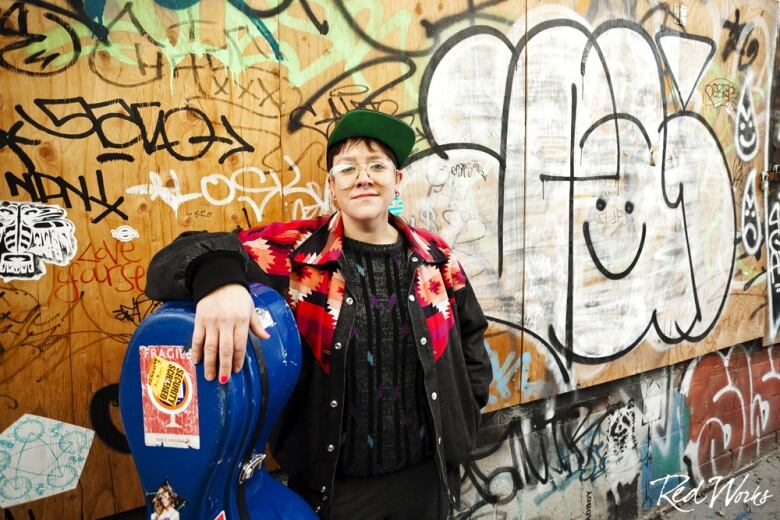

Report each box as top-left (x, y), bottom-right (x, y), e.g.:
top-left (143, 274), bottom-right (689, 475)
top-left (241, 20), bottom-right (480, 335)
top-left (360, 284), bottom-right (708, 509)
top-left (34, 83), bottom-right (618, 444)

top-left (146, 211), bottom-right (493, 515)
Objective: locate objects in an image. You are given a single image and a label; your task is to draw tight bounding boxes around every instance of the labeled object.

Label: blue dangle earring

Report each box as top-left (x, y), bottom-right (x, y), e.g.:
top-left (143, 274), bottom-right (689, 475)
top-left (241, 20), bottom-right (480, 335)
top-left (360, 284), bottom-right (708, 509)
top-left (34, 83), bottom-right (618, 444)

top-left (389, 190), bottom-right (404, 216)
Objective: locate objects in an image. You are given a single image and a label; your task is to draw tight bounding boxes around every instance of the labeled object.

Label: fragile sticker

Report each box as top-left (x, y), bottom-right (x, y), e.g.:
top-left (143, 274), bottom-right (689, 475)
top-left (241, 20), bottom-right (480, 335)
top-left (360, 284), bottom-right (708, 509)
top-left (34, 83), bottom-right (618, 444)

top-left (140, 346), bottom-right (200, 449)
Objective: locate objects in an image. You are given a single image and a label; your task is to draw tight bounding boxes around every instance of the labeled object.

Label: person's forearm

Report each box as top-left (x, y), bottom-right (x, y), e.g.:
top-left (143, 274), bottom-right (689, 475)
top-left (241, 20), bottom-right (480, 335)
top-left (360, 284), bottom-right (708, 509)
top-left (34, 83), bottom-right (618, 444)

top-left (145, 230), bottom-right (252, 301)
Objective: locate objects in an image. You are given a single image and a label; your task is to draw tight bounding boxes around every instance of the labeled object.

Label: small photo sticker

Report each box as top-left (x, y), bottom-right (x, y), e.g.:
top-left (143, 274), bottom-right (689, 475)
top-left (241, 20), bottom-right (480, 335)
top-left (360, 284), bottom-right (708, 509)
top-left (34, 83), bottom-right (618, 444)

top-left (148, 480), bottom-right (185, 520)
top-left (140, 346), bottom-right (200, 449)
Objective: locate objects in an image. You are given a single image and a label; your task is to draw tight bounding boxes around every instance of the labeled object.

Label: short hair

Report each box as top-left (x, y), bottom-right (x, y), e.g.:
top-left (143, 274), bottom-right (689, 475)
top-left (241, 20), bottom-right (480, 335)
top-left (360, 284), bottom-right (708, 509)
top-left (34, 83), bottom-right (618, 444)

top-left (326, 137), bottom-right (399, 171)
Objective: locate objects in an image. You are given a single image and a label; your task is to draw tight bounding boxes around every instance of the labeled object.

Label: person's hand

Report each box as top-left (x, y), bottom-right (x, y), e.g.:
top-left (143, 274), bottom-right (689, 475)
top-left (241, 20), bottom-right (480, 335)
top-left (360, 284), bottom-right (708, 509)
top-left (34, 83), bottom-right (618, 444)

top-left (191, 283), bottom-right (270, 383)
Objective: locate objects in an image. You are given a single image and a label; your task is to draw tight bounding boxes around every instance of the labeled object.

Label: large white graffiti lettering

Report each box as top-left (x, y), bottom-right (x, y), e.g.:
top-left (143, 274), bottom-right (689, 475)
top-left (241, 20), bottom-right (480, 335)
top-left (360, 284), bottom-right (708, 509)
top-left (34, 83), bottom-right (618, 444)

top-left (404, 9), bottom-right (735, 384)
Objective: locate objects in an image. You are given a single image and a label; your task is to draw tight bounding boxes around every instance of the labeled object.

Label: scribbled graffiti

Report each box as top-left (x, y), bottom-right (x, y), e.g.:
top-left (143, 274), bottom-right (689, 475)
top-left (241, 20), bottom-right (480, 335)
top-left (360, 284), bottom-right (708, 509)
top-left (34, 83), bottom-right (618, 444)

top-left (765, 174), bottom-right (780, 338)
top-left (0, 201), bottom-right (77, 281)
top-left (458, 344), bottom-right (779, 519)
top-left (126, 156), bottom-right (327, 221)
top-left (704, 79), bottom-right (738, 109)
top-left (112, 294), bottom-right (159, 325)
top-left (0, 283), bottom-right (132, 378)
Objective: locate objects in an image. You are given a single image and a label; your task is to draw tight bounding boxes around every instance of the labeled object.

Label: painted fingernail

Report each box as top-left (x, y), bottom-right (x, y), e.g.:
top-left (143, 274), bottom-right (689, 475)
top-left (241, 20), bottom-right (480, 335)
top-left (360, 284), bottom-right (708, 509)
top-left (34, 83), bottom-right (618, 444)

top-left (219, 375), bottom-right (229, 384)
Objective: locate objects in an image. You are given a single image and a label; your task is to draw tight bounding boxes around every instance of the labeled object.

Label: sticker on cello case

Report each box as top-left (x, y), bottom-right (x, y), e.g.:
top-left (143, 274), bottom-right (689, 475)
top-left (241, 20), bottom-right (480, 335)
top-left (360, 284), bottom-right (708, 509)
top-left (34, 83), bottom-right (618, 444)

top-left (147, 480), bottom-right (186, 520)
top-left (214, 512), bottom-right (226, 520)
top-left (140, 345), bottom-right (200, 449)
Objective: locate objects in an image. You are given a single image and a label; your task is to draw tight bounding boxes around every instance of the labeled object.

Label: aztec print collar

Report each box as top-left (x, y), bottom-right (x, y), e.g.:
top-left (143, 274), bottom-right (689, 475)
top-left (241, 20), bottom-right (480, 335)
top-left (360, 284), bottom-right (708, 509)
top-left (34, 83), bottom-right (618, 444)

top-left (289, 211), bottom-right (448, 267)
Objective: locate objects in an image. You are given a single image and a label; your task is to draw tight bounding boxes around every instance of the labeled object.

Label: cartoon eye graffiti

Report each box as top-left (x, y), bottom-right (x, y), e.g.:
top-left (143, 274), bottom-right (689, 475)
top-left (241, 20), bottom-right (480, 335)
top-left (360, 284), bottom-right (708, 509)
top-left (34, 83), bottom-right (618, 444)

top-left (736, 79), bottom-right (758, 161)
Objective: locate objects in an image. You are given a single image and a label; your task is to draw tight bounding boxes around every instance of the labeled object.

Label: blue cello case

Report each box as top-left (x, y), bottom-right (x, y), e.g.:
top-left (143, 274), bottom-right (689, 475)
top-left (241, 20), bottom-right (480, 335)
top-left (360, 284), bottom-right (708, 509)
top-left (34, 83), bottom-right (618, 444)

top-left (119, 283), bottom-right (317, 519)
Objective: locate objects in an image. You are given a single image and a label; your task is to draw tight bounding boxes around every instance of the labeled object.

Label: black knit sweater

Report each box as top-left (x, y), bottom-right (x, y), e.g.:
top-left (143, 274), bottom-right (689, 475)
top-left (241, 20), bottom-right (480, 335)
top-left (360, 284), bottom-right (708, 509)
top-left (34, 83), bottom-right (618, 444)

top-left (336, 236), bottom-right (434, 477)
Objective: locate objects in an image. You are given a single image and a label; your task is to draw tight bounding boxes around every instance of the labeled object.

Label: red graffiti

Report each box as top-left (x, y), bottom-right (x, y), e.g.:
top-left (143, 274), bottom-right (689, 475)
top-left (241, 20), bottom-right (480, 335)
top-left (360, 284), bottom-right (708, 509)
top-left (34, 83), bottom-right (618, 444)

top-left (683, 346), bottom-right (780, 480)
top-left (53, 240), bottom-right (145, 302)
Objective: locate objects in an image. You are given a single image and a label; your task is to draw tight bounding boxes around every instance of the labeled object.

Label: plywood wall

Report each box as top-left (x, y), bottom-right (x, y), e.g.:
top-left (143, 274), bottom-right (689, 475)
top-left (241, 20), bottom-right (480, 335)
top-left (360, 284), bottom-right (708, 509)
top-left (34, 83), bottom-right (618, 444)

top-left (0, 0), bottom-right (777, 516)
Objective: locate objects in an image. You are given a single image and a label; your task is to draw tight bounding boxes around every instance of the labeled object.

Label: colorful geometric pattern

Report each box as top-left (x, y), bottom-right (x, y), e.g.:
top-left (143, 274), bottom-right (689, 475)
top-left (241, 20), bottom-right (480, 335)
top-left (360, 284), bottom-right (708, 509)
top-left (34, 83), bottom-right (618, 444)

top-left (238, 211), bottom-right (470, 372)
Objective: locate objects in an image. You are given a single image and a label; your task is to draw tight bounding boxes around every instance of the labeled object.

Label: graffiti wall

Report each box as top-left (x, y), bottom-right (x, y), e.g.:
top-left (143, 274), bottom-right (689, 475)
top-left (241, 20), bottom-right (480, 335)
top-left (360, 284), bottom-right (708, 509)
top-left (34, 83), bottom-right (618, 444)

top-left (460, 341), bottom-right (780, 518)
top-left (0, 0), bottom-right (777, 516)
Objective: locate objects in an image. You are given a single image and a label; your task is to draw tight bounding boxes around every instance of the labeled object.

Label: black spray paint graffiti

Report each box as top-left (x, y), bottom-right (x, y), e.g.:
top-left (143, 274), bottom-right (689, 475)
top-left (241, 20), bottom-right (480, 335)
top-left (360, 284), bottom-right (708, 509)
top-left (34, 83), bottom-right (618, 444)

top-left (736, 78), bottom-right (759, 162)
top-left (1, 0), bottom-right (510, 91)
top-left (1, 121), bottom-right (127, 222)
top-left (0, 283), bottom-right (134, 453)
top-left (404, 17), bottom-right (735, 384)
top-left (741, 169), bottom-right (763, 260)
top-left (0, 284), bottom-right (132, 387)
top-left (458, 399), bottom-right (641, 517)
top-left (89, 383), bottom-right (130, 453)
top-left (0, 201), bottom-right (77, 281)
top-left (765, 168), bottom-right (780, 338)
top-left (0, 0), bottom-right (107, 77)
top-left (287, 57), bottom-right (417, 135)
top-left (15, 97), bottom-right (254, 164)
top-left (5, 168), bottom-right (127, 224)
top-left (721, 9), bottom-right (760, 71)
top-left (112, 294), bottom-right (160, 325)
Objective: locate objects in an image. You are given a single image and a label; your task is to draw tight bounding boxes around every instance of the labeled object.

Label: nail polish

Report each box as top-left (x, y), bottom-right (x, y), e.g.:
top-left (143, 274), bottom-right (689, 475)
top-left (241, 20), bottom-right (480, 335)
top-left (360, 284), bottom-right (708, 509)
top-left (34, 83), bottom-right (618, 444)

top-left (219, 375), bottom-right (229, 384)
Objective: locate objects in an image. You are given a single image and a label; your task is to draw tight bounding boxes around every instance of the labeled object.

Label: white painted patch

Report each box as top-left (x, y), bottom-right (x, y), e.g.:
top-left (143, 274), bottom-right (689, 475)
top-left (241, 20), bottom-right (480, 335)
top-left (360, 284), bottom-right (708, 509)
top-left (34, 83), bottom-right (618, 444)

top-left (111, 225), bottom-right (140, 242)
top-left (0, 414), bottom-right (94, 507)
top-left (657, 30), bottom-right (714, 109)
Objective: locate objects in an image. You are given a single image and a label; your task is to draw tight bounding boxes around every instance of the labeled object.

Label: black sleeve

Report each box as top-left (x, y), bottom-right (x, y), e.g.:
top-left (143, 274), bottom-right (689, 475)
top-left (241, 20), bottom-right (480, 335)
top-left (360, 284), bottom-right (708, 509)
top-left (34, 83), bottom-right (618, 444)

top-left (455, 278), bottom-right (493, 409)
top-left (144, 231), bottom-right (266, 302)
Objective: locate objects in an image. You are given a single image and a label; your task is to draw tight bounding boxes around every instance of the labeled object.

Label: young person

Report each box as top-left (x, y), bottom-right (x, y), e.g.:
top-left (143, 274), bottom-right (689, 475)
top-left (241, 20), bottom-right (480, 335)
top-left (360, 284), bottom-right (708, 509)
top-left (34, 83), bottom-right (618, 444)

top-left (145, 109), bottom-right (493, 519)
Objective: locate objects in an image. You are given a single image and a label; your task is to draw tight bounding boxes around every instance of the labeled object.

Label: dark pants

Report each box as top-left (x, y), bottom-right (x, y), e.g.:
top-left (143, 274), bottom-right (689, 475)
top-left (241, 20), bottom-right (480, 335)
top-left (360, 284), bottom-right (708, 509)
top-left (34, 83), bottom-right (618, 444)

top-left (328, 457), bottom-right (449, 520)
